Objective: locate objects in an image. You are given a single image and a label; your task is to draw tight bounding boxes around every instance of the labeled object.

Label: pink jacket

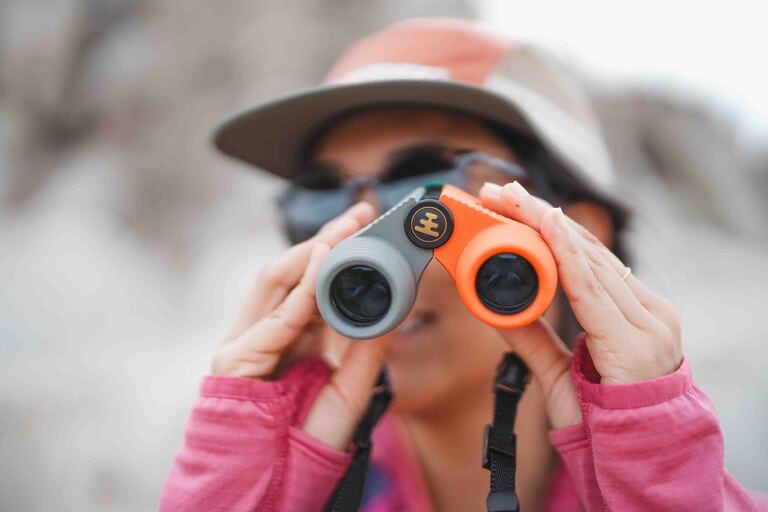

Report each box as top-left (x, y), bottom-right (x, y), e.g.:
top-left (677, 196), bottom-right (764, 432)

top-left (159, 334), bottom-right (766, 511)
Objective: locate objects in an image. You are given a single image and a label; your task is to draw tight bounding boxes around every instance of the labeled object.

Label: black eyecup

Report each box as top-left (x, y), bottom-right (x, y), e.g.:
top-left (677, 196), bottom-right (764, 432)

top-left (475, 253), bottom-right (538, 315)
top-left (329, 265), bottom-right (392, 327)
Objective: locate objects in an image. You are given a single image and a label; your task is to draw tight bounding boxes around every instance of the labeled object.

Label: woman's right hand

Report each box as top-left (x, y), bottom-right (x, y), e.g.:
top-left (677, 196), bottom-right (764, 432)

top-left (212, 202), bottom-right (389, 451)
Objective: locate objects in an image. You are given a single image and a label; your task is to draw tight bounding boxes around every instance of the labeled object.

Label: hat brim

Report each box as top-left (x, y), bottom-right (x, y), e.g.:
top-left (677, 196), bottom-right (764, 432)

top-left (214, 79), bottom-right (537, 179)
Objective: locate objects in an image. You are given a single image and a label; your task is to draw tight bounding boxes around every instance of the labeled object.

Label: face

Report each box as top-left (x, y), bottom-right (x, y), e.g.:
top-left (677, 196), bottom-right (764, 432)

top-left (310, 108), bottom-right (574, 413)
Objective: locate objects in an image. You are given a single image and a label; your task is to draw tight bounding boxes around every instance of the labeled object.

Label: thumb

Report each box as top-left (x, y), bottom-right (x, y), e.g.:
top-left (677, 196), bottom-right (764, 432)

top-left (302, 336), bottom-right (389, 450)
top-left (498, 318), bottom-right (581, 429)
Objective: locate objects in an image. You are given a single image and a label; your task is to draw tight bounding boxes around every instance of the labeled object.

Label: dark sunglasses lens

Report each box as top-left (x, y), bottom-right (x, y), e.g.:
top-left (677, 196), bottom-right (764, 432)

top-left (382, 149), bottom-right (454, 182)
top-left (279, 188), bottom-right (352, 243)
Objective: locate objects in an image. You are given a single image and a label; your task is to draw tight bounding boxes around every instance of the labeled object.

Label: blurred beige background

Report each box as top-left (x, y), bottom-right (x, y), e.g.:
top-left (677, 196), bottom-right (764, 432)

top-left (1, 0), bottom-right (766, 510)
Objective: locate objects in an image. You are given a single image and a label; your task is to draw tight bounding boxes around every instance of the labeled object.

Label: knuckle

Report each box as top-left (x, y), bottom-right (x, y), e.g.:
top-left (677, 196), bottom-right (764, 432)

top-left (270, 305), bottom-right (304, 334)
top-left (568, 290), bottom-right (585, 306)
top-left (577, 224), bottom-right (601, 246)
top-left (655, 297), bottom-right (681, 333)
top-left (584, 273), bottom-right (604, 297)
top-left (667, 312), bottom-right (682, 339)
top-left (211, 348), bottom-right (233, 375)
top-left (645, 321), bottom-right (668, 341)
top-left (586, 246), bottom-right (609, 269)
top-left (565, 239), bottom-right (581, 257)
top-left (258, 264), bottom-right (280, 288)
top-left (296, 275), bottom-right (317, 302)
top-left (318, 217), bottom-right (340, 233)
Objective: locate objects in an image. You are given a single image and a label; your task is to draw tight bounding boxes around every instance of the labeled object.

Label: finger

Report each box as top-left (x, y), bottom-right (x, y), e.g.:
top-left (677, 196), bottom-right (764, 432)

top-left (481, 181), bottom-right (622, 271)
top-left (249, 201), bottom-right (374, 316)
top-left (303, 337), bottom-right (389, 450)
top-left (226, 244), bottom-right (330, 374)
top-left (551, 214), bottom-right (665, 332)
top-left (539, 207), bottom-right (633, 340)
top-left (557, 216), bottom-right (677, 332)
top-left (329, 337), bottom-right (389, 411)
top-left (498, 318), bottom-right (581, 429)
top-left (481, 181), bottom-right (672, 326)
top-left (273, 319), bottom-right (325, 376)
top-left (480, 180), bottom-right (552, 230)
top-left (482, 181), bottom-right (621, 269)
top-left (481, 180), bottom-right (637, 292)
top-left (229, 202), bottom-right (376, 338)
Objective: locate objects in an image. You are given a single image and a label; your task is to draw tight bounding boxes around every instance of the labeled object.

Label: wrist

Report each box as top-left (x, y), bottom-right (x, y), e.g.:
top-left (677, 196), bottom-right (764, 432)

top-left (599, 355), bottom-right (684, 385)
top-left (572, 337), bottom-right (691, 410)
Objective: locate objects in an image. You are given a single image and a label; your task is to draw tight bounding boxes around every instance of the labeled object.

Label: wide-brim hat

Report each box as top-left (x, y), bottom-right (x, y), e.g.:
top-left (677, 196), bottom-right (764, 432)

top-left (214, 18), bottom-right (614, 191)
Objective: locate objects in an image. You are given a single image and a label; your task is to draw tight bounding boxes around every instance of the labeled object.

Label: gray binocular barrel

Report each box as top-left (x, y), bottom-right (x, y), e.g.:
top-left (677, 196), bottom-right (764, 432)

top-left (315, 188), bottom-right (434, 339)
top-left (316, 236), bottom-right (419, 339)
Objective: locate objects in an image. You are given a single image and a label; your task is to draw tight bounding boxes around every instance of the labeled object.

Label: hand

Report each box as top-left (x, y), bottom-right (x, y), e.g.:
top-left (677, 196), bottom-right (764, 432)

top-left (213, 202), bottom-right (389, 450)
top-left (479, 181), bottom-right (683, 428)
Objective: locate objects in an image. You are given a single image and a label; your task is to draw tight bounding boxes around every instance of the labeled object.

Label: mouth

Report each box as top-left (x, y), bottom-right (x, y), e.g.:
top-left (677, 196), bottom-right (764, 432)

top-left (392, 310), bottom-right (438, 341)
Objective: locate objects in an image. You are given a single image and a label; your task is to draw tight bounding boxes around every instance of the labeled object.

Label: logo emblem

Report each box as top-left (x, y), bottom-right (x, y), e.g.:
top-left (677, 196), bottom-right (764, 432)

top-left (405, 200), bottom-right (453, 249)
top-left (414, 211), bottom-right (440, 237)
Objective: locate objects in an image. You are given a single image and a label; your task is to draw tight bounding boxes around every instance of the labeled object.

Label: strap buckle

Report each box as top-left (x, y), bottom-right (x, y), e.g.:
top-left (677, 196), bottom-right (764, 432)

top-left (494, 353), bottom-right (528, 395)
top-left (482, 353), bottom-right (527, 512)
top-left (482, 424), bottom-right (517, 470)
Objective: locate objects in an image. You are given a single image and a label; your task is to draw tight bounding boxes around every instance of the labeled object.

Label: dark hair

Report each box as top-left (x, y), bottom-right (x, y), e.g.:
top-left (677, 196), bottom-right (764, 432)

top-left (298, 105), bottom-right (633, 346)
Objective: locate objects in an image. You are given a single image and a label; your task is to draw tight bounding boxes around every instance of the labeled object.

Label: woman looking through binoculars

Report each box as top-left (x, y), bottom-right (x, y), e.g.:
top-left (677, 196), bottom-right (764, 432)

top-left (159, 19), bottom-right (766, 512)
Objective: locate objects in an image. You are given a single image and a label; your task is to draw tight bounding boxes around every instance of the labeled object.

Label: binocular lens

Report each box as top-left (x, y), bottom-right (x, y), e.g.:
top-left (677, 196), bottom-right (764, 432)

top-left (330, 265), bottom-right (392, 325)
top-left (476, 253), bottom-right (538, 314)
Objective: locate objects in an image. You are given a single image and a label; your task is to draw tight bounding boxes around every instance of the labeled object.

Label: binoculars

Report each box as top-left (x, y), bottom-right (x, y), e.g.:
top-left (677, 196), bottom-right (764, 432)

top-left (316, 184), bottom-right (558, 339)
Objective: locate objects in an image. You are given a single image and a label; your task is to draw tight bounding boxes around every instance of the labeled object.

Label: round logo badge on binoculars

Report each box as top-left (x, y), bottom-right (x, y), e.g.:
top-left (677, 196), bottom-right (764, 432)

top-left (405, 200), bottom-right (454, 249)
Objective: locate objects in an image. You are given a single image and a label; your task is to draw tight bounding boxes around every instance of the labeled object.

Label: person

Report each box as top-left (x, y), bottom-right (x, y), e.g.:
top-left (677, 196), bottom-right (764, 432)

top-left (158, 18), bottom-right (766, 511)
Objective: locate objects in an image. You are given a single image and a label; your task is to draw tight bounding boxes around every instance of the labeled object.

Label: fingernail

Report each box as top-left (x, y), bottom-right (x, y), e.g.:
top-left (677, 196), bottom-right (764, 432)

top-left (480, 182), bottom-right (502, 200)
top-left (325, 216), bottom-right (353, 234)
top-left (508, 180), bottom-right (531, 198)
top-left (346, 201), bottom-right (368, 215)
top-left (554, 207), bottom-right (568, 229)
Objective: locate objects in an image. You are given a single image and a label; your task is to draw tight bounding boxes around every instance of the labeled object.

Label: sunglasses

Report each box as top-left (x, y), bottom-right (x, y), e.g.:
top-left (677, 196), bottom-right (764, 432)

top-left (277, 145), bottom-right (542, 244)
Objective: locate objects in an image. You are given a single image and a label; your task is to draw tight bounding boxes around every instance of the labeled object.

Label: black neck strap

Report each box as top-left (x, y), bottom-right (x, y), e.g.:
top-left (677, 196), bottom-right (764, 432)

top-left (483, 352), bottom-right (529, 512)
top-left (324, 368), bottom-right (392, 512)
top-left (324, 353), bottom-right (527, 512)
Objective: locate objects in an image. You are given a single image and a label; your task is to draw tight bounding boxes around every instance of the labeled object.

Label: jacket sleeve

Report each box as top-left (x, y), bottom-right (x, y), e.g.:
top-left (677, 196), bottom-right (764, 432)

top-left (549, 332), bottom-right (764, 512)
top-left (158, 357), bottom-right (351, 512)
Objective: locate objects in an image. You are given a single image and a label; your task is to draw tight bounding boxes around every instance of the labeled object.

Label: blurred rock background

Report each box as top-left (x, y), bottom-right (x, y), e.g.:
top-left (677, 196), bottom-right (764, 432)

top-left (0, 0), bottom-right (765, 510)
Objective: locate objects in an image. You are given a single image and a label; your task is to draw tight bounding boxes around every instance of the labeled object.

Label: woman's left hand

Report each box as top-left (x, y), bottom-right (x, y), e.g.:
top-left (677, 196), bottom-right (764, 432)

top-left (479, 181), bottom-right (683, 429)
